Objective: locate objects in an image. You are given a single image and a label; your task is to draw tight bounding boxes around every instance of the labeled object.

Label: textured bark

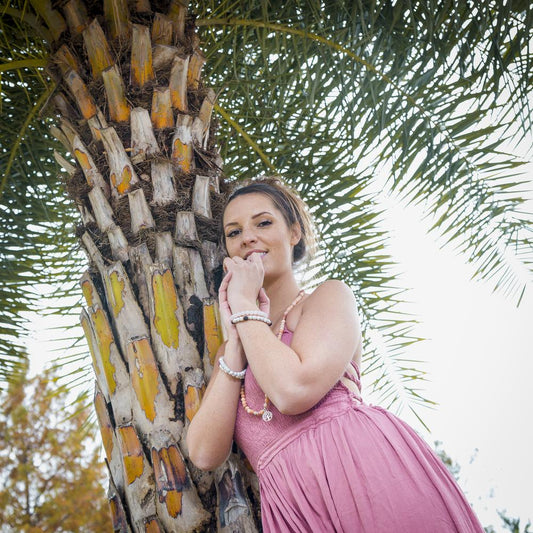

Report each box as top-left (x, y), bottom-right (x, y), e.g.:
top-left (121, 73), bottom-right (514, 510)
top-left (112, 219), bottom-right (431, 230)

top-left (102, 64), bottom-right (131, 123)
top-left (40, 1), bottom-right (261, 530)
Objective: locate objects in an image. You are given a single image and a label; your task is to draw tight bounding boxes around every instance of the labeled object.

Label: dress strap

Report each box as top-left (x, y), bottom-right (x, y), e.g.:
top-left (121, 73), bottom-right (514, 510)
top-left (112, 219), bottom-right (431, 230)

top-left (340, 361), bottom-right (362, 401)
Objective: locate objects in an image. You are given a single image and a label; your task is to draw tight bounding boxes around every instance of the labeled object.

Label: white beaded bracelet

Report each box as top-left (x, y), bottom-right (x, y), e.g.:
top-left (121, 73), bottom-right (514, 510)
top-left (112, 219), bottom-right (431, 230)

top-left (218, 356), bottom-right (246, 379)
top-left (230, 309), bottom-right (269, 321)
top-left (231, 315), bottom-right (272, 326)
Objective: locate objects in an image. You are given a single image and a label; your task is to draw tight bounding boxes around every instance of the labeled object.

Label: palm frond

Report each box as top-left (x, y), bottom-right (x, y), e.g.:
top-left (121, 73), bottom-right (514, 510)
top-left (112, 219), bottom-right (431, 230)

top-left (194, 0), bottom-right (533, 412)
top-left (0, 0), bottom-right (532, 415)
top-left (0, 6), bottom-right (80, 387)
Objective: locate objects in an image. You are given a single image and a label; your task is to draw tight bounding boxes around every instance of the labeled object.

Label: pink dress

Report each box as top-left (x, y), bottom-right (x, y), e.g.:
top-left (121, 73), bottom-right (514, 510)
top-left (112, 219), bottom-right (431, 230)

top-left (234, 327), bottom-right (484, 532)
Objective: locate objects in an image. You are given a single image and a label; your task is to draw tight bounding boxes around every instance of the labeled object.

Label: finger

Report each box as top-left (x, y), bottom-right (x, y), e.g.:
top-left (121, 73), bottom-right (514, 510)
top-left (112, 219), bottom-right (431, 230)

top-left (250, 251), bottom-right (265, 276)
top-left (258, 288), bottom-right (270, 314)
top-left (218, 270), bottom-right (232, 296)
top-left (257, 287), bottom-right (269, 304)
top-left (223, 257), bottom-right (233, 273)
top-left (218, 273), bottom-right (234, 318)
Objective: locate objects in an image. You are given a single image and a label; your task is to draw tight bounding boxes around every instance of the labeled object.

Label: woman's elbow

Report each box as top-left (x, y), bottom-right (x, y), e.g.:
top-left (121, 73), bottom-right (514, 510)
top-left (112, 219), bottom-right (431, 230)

top-left (187, 445), bottom-right (227, 471)
top-left (272, 387), bottom-right (317, 416)
top-left (189, 454), bottom-right (220, 472)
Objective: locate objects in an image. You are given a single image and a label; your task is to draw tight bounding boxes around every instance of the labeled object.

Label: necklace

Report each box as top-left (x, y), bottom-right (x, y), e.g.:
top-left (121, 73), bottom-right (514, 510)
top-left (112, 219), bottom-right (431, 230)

top-left (240, 289), bottom-right (306, 422)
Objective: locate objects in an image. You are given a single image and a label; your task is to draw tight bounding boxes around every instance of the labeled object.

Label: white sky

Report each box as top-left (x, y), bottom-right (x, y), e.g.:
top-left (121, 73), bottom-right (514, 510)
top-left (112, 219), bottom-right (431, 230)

top-left (375, 181), bottom-right (533, 529)
top-left (24, 172), bottom-right (532, 531)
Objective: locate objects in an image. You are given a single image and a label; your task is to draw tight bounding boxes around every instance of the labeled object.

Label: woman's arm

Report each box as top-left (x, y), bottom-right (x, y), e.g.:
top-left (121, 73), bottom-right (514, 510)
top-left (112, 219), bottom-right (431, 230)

top-left (234, 280), bottom-right (361, 415)
top-left (186, 338), bottom-right (245, 471)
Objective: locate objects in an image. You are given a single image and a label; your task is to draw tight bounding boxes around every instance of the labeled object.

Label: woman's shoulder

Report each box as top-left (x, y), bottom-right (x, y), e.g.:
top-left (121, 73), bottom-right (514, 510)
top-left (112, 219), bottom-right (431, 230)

top-left (288, 280), bottom-right (356, 331)
top-left (284, 280), bottom-right (357, 333)
top-left (303, 279), bottom-right (356, 307)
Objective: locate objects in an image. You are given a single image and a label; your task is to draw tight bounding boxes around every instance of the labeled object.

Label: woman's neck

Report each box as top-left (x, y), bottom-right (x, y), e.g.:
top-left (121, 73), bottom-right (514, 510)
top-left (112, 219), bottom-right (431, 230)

top-left (264, 272), bottom-right (301, 328)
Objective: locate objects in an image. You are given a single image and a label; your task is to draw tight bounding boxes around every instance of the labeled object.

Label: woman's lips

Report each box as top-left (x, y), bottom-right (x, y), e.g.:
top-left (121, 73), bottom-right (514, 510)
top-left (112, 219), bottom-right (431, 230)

top-left (246, 251), bottom-right (267, 260)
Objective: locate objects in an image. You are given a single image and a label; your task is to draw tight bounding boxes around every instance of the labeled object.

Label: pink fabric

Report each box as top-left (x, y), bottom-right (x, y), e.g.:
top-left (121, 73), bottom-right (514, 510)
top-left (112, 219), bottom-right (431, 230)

top-left (234, 328), bottom-right (484, 532)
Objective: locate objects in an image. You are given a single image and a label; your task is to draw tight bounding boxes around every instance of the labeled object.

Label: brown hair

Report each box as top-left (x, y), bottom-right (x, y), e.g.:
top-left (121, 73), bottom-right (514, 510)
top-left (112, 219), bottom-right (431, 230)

top-left (221, 176), bottom-right (316, 264)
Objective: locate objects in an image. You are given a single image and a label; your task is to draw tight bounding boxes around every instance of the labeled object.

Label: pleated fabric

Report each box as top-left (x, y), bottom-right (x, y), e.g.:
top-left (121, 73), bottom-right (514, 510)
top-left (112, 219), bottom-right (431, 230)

top-left (234, 329), bottom-right (484, 533)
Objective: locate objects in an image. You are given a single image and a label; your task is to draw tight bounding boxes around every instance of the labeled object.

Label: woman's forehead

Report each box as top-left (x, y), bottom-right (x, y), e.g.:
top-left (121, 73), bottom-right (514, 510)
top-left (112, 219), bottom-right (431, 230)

top-left (223, 192), bottom-right (279, 220)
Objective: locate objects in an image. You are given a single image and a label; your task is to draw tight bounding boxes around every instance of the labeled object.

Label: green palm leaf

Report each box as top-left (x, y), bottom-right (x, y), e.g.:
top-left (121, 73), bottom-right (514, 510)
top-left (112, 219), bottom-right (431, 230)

top-left (0, 0), bottom-right (531, 417)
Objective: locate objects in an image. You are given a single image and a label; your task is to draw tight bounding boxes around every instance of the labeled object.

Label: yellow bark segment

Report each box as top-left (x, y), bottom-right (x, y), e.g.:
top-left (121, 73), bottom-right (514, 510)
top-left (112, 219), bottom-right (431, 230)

top-left (151, 88), bottom-right (174, 129)
top-left (92, 308), bottom-right (117, 395)
top-left (109, 498), bottom-right (120, 529)
top-left (94, 391), bottom-right (114, 464)
top-left (145, 519), bottom-right (162, 533)
top-left (102, 64), bottom-right (130, 123)
top-left (170, 83), bottom-right (187, 112)
top-left (171, 138), bottom-right (192, 172)
top-left (184, 384), bottom-right (204, 423)
top-left (64, 69), bottom-right (97, 119)
top-left (74, 149), bottom-right (93, 185)
top-left (109, 496), bottom-right (128, 532)
top-left (131, 24), bottom-right (154, 88)
top-left (128, 338), bottom-right (159, 422)
top-left (54, 44), bottom-right (80, 75)
top-left (83, 18), bottom-right (114, 79)
top-left (168, 0), bottom-right (187, 40)
top-left (152, 13), bottom-right (172, 45)
top-left (152, 445), bottom-right (186, 518)
top-left (203, 301), bottom-right (223, 367)
top-left (104, 0), bottom-right (130, 41)
top-left (164, 491), bottom-right (183, 519)
top-left (118, 425), bottom-right (144, 484)
top-left (81, 279), bottom-right (95, 307)
top-left (108, 271), bottom-right (125, 317)
top-left (81, 314), bottom-right (105, 385)
top-left (63, 0), bottom-right (89, 35)
top-left (152, 270), bottom-right (180, 348)
top-left (187, 50), bottom-right (205, 89)
top-left (110, 165), bottom-right (133, 195)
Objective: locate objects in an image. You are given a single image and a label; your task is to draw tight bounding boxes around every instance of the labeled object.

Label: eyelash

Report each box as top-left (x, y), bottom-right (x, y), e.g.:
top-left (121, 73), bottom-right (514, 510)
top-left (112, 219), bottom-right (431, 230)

top-left (226, 220), bottom-right (272, 238)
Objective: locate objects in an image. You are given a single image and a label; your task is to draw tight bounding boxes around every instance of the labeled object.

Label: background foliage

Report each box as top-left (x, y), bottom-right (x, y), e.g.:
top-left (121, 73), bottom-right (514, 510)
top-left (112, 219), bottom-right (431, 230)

top-left (0, 364), bottom-right (111, 531)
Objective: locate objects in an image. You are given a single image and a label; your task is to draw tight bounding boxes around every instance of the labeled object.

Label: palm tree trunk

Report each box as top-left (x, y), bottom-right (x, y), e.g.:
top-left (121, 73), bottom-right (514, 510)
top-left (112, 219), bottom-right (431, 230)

top-left (34, 0), bottom-right (260, 530)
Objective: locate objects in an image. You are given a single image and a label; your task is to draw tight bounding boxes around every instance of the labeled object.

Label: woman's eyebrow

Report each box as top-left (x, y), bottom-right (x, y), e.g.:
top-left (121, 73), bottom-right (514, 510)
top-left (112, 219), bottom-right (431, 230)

top-left (224, 211), bottom-right (273, 229)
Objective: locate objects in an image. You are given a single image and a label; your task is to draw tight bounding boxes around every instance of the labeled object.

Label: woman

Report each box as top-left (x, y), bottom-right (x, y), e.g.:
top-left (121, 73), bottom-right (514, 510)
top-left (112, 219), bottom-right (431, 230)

top-left (187, 177), bottom-right (484, 532)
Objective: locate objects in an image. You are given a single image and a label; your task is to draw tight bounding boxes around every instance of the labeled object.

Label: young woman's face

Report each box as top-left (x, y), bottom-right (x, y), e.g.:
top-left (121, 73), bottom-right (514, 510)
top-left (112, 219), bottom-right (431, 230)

top-left (222, 193), bottom-right (300, 279)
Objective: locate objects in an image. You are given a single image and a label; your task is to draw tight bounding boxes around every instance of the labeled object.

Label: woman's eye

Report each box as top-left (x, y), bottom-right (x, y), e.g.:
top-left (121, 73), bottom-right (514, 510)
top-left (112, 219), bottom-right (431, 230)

top-left (226, 229), bottom-right (240, 238)
top-left (258, 220), bottom-right (272, 227)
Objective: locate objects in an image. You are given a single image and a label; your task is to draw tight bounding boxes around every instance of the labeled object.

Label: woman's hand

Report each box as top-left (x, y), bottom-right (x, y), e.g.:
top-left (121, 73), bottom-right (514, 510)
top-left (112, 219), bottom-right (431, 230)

top-left (218, 270), bottom-right (239, 343)
top-left (223, 252), bottom-right (265, 311)
top-left (257, 287), bottom-right (270, 317)
top-left (218, 270), bottom-right (247, 371)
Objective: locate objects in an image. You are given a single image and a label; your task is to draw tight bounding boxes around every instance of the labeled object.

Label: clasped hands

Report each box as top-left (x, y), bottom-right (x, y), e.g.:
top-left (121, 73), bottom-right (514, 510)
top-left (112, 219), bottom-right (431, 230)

top-left (218, 252), bottom-right (270, 344)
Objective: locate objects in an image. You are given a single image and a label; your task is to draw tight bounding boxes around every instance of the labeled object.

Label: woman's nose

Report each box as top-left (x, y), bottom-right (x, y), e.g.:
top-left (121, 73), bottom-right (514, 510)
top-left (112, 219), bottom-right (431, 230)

top-left (240, 227), bottom-right (257, 245)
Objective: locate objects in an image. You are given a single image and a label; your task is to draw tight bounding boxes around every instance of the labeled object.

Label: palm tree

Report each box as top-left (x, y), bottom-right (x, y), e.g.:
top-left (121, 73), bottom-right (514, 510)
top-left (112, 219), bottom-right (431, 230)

top-left (1, 0), bottom-right (531, 530)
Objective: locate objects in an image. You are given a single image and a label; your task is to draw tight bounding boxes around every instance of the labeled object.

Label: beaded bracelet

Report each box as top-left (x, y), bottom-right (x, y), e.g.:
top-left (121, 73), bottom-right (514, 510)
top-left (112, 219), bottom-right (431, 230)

top-left (231, 315), bottom-right (272, 326)
top-left (218, 356), bottom-right (246, 379)
top-left (230, 309), bottom-right (269, 321)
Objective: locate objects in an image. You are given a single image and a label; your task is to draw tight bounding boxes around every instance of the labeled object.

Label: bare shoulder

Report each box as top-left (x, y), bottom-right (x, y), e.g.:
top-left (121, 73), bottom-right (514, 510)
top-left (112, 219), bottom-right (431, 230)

top-left (291, 279), bottom-right (361, 367)
top-left (303, 279), bottom-right (357, 309)
top-left (297, 279), bottom-right (359, 333)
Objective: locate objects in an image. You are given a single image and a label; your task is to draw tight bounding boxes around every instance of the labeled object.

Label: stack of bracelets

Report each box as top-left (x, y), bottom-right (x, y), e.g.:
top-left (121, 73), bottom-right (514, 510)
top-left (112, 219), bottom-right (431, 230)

top-left (217, 309), bottom-right (272, 382)
top-left (217, 290), bottom-right (305, 422)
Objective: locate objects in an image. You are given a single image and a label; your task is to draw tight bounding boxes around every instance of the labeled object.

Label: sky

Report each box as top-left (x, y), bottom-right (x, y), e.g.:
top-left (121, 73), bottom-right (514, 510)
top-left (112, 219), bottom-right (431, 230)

top-left (24, 172), bottom-right (533, 531)
top-left (373, 180), bottom-right (533, 529)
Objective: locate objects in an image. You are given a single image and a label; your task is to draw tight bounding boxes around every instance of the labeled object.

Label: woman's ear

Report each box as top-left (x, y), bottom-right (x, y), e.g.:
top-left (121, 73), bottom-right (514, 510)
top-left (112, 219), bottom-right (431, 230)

top-left (290, 222), bottom-right (302, 246)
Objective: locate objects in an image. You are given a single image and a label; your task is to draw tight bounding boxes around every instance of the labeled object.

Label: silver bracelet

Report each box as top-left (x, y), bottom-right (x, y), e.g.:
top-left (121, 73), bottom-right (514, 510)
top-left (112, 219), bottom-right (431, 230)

top-left (231, 314), bottom-right (272, 326)
top-left (219, 356), bottom-right (246, 379)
